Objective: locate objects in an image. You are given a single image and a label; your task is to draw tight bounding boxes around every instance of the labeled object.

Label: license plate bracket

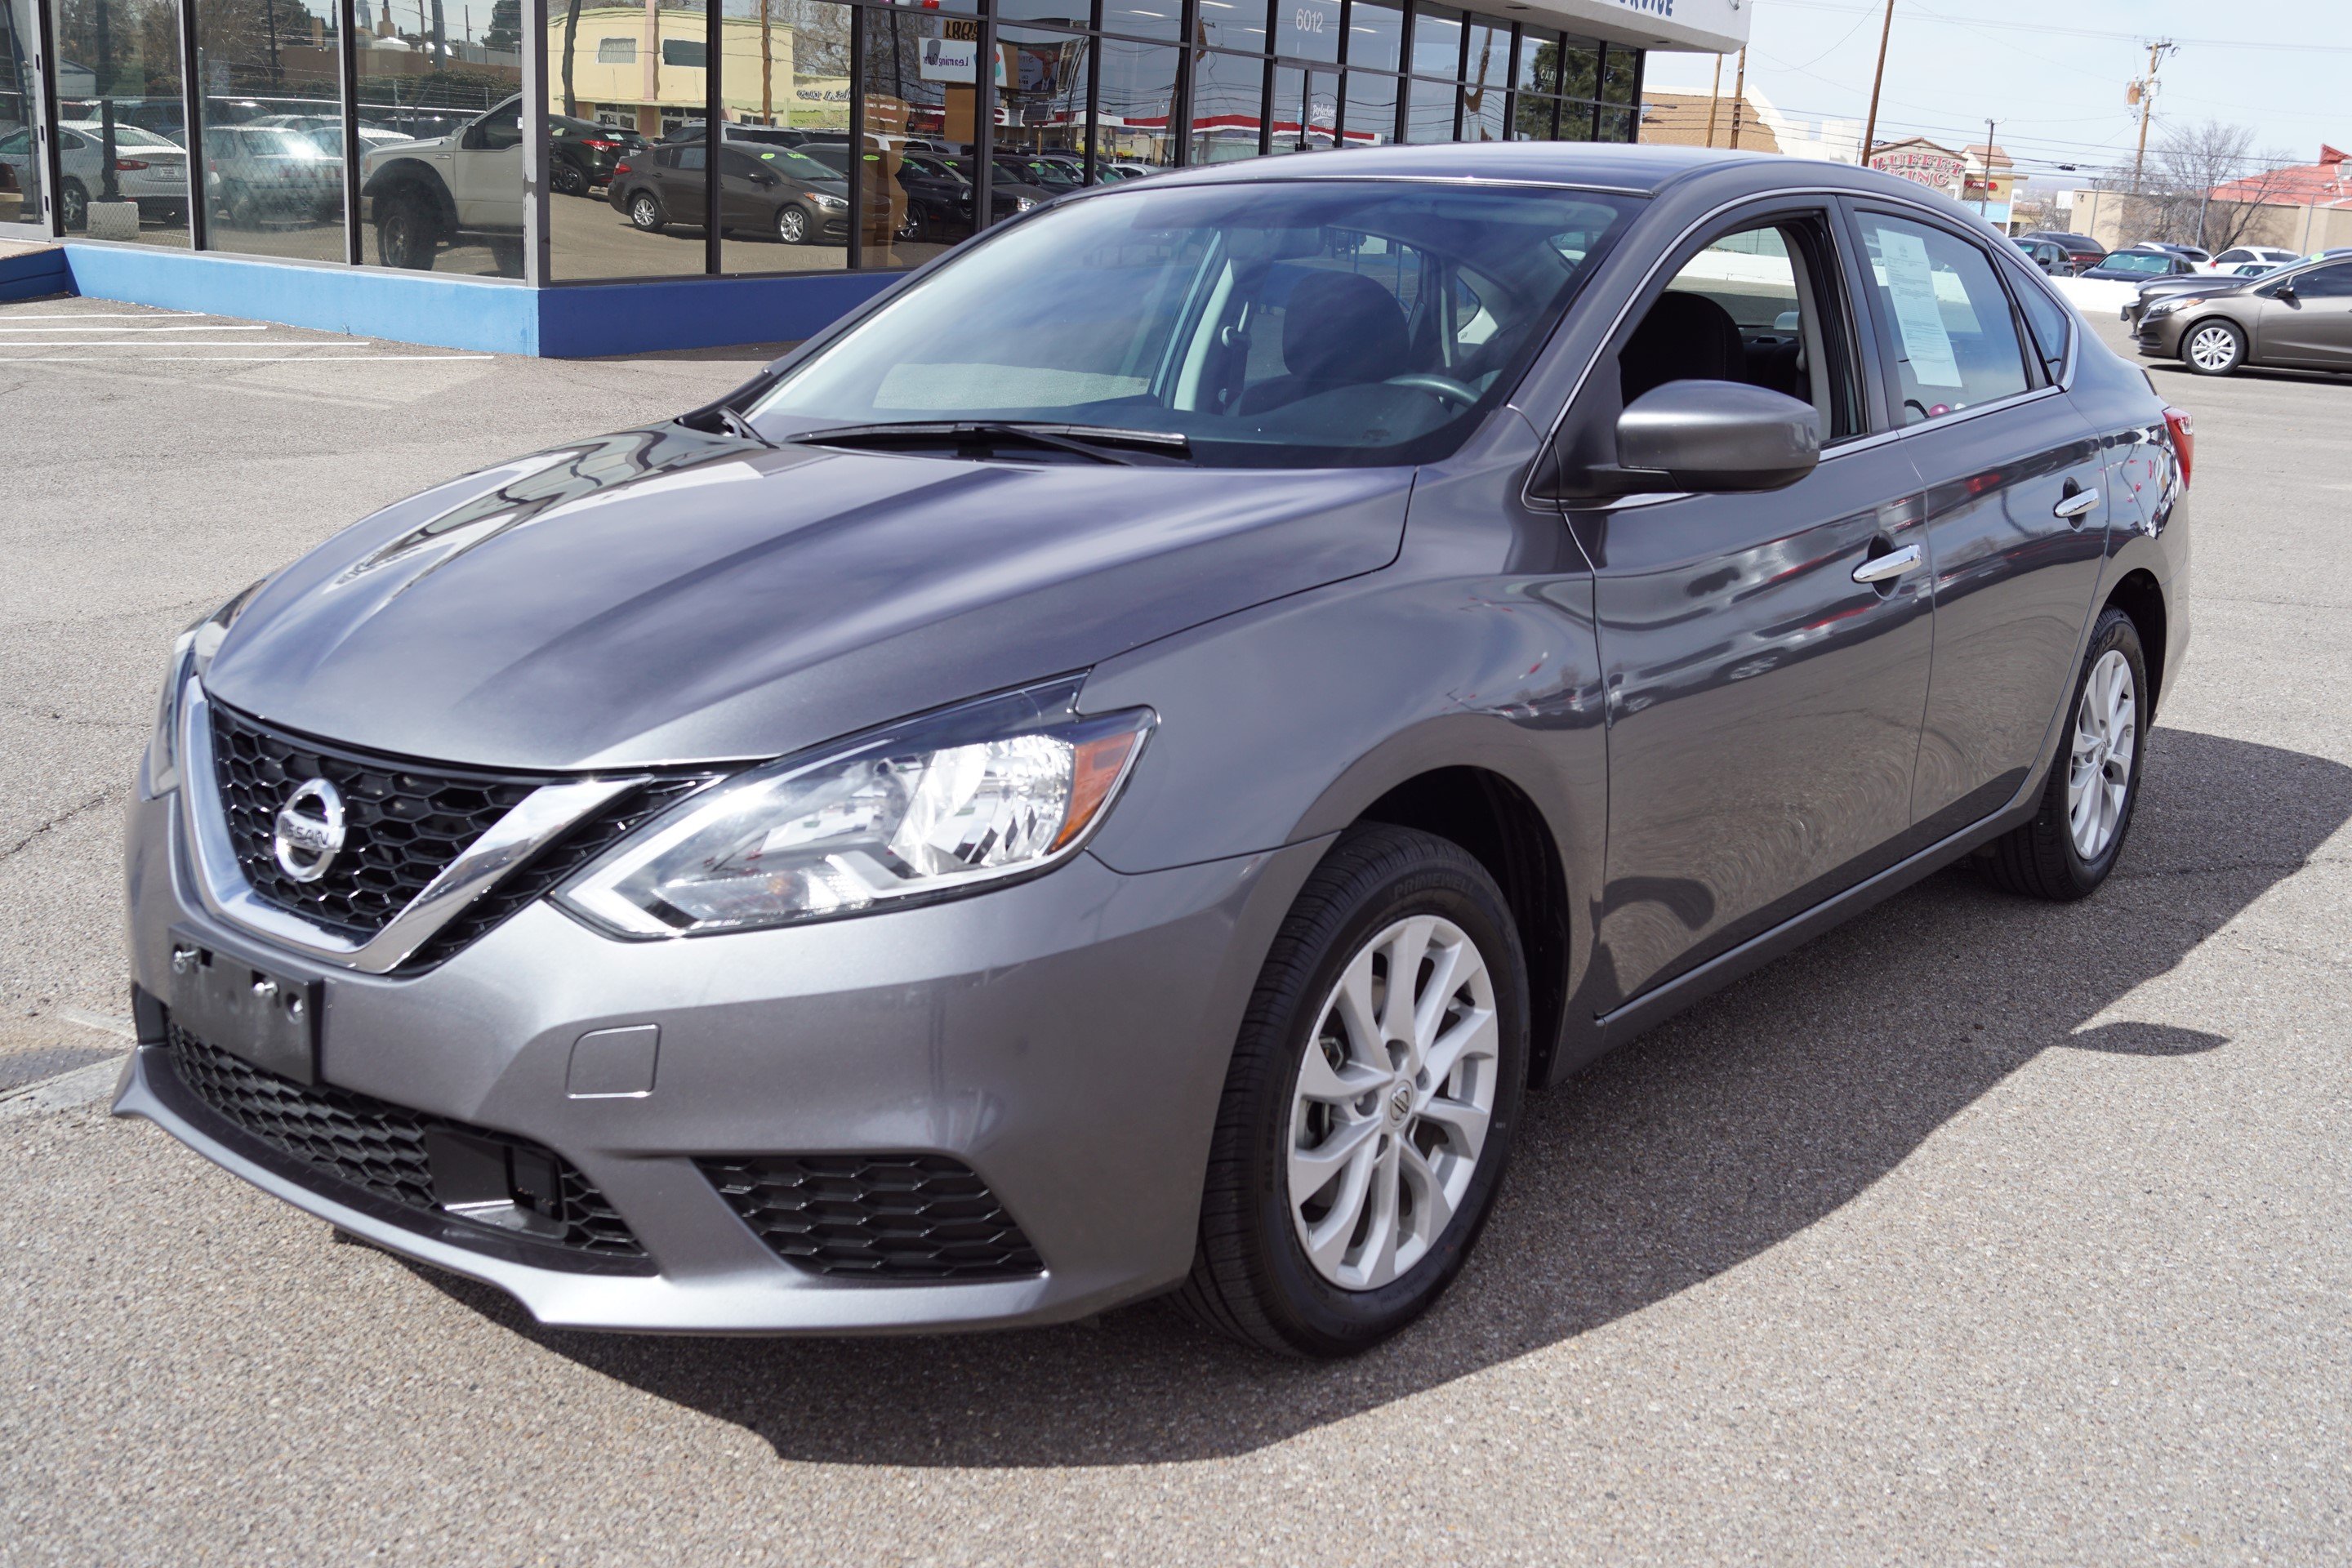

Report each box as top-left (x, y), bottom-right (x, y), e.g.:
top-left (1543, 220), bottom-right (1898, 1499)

top-left (167, 926), bottom-right (322, 1085)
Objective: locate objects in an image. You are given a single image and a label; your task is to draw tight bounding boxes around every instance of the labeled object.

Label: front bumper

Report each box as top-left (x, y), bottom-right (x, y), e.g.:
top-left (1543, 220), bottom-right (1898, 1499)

top-left (118, 784), bottom-right (1325, 1332)
top-left (2134, 310), bottom-right (2191, 357)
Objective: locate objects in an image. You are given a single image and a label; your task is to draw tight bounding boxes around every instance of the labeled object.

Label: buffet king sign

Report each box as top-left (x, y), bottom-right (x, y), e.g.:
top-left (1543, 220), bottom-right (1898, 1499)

top-left (1869, 146), bottom-right (1967, 190)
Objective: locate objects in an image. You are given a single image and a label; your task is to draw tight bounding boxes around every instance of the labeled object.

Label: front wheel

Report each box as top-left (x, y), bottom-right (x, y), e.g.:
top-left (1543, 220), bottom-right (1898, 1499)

top-left (1984, 605), bottom-right (2149, 900)
top-left (375, 189), bottom-right (439, 270)
top-left (60, 177), bottom-right (88, 231)
top-left (2182, 318), bottom-right (2245, 376)
top-left (1175, 823), bottom-right (1528, 1357)
top-left (774, 203), bottom-right (809, 244)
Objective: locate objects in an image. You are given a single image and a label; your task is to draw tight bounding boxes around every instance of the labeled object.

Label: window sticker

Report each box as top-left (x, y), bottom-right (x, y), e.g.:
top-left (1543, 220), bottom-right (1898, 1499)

top-left (1874, 225), bottom-right (1963, 389)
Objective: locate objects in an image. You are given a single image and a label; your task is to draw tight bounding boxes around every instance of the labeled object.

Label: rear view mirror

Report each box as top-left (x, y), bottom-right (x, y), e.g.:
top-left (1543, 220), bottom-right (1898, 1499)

top-left (1574, 381), bottom-right (1820, 498)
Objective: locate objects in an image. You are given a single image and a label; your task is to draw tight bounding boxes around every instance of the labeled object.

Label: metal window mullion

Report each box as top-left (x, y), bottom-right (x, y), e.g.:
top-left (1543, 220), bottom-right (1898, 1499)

top-left (1172, 0), bottom-right (1196, 165)
top-left (31, 0), bottom-right (60, 234)
top-left (1256, 56), bottom-right (1272, 155)
top-left (1390, 2), bottom-right (1410, 145)
top-left (522, 0), bottom-right (550, 282)
top-left (339, 0), bottom-right (360, 262)
top-left (973, 0), bottom-right (995, 223)
top-left (1448, 11), bottom-right (1463, 140)
top-left (1627, 44), bottom-right (1642, 144)
top-left (704, 0), bottom-right (720, 274)
top-left (1501, 22), bottom-right (1517, 141)
top-left (846, 2), bottom-right (863, 264)
top-left (1080, 33), bottom-right (1098, 182)
top-left (178, 0), bottom-right (205, 248)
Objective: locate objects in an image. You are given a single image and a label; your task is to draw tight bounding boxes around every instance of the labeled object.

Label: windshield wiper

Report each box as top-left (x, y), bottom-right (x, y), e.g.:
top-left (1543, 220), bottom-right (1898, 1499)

top-left (786, 421), bottom-right (1192, 466)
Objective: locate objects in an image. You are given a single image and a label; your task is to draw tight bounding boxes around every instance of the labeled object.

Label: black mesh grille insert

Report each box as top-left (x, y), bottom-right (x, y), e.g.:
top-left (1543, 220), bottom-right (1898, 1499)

top-left (166, 1022), bottom-right (646, 1261)
top-left (210, 703), bottom-right (555, 938)
top-left (699, 1155), bottom-right (1045, 1281)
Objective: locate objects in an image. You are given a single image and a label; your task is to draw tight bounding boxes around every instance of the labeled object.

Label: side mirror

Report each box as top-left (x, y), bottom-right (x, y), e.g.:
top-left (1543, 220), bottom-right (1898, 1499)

top-left (2276, 282), bottom-right (2297, 303)
top-left (1572, 381), bottom-right (1820, 499)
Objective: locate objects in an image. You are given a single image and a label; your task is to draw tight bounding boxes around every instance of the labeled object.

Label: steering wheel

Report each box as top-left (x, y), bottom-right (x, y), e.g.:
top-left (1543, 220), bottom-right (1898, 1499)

top-left (1383, 372), bottom-right (1481, 408)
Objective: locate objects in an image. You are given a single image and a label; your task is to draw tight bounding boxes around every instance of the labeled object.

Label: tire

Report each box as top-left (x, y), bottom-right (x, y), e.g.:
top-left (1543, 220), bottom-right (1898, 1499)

top-left (1984, 605), bottom-right (2149, 901)
top-left (629, 190), bottom-right (666, 232)
top-left (1175, 823), bottom-right (1529, 1358)
top-left (774, 203), bottom-right (809, 244)
top-left (896, 206), bottom-right (925, 243)
top-left (2182, 318), bottom-right (2245, 376)
top-left (60, 177), bottom-right (87, 232)
top-left (551, 158), bottom-right (589, 197)
top-left (375, 188), bottom-right (439, 270)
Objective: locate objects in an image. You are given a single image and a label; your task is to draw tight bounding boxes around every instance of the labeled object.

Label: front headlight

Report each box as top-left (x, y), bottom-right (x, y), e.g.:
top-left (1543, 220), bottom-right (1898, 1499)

top-left (810, 192), bottom-right (846, 210)
top-left (2142, 299), bottom-right (2180, 320)
top-left (557, 679), bottom-right (1152, 938)
top-left (145, 577), bottom-right (268, 797)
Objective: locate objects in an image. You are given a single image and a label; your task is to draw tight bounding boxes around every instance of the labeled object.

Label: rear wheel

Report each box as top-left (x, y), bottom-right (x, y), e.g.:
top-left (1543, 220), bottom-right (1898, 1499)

top-left (59, 177), bottom-right (87, 231)
top-left (1175, 823), bottom-right (1528, 1357)
top-left (2183, 318), bottom-right (2245, 376)
top-left (551, 158), bottom-right (589, 197)
top-left (629, 190), bottom-right (666, 232)
top-left (375, 188), bottom-right (439, 270)
top-left (1984, 606), bottom-right (2149, 900)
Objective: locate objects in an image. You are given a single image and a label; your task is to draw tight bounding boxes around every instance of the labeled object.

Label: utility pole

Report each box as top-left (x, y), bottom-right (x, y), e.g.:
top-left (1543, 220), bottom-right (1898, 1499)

top-left (1978, 118), bottom-right (1996, 216)
top-left (1704, 53), bottom-right (1722, 149)
top-left (1860, 0), bottom-right (1894, 166)
top-left (1727, 47), bottom-right (1746, 150)
top-left (2129, 39), bottom-right (2175, 193)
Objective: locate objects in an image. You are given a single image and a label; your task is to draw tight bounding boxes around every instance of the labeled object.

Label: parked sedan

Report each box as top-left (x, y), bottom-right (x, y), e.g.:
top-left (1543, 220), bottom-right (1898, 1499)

top-left (2017, 229), bottom-right (2105, 273)
top-left (2202, 244), bottom-right (2300, 275)
top-left (2080, 247), bottom-right (2200, 282)
top-left (118, 145), bottom-right (2189, 1357)
top-left (547, 115), bottom-right (645, 196)
top-left (2136, 253), bottom-right (2352, 375)
top-left (204, 124), bottom-right (341, 226)
top-left (0, 119), bottom-right (189, 229)
top-left (607, 142), bottom-right (849, 243)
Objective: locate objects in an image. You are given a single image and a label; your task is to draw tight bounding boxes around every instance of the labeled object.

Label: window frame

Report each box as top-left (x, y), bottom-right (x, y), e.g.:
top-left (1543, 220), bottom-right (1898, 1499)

top-left (1840, 199), bottom-right (2041, 434)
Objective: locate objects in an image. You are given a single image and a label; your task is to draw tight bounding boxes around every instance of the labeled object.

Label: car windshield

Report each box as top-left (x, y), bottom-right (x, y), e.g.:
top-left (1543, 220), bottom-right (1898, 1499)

top-left (749, 180), bottom-right (1638, 468)
top-left (750, 148), bottom-right (837, 181)
top-left (2100, 252), bottom-right (2172, 275)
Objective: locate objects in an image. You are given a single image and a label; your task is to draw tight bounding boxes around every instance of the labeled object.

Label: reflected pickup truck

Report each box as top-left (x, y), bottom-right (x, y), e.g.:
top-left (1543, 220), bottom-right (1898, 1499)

top-left (361, 96), bottom-right (525, 272)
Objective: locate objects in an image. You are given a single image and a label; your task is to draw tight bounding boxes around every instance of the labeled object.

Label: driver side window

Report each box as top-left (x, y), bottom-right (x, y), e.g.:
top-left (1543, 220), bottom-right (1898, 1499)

top-left (475, 105), bottom-right (523, 152)
top-left (1616, 216), bottom-right (1862, 442)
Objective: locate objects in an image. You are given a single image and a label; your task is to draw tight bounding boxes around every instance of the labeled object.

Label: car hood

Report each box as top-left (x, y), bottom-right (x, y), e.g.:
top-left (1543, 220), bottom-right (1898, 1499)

top-left (2142, 276), bottom-right (2244, 299)
top-left (203, 425), bottom-right (1410, 771)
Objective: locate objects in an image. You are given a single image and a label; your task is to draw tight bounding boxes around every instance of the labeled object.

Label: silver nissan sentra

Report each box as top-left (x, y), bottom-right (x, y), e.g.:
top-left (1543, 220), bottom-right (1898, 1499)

top-left (117, 145), bottom-right (2192, 1356)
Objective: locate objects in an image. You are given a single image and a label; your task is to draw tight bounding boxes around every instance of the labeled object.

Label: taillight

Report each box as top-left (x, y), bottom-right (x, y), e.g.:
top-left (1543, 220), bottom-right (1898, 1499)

top-left (114, 158), bottom-right (148, 171)
top-left (583, 137), bottom-right (617, 150)
top-left (2163, 406), bottom-right (2194, 488)
top-left (612, 160), bottom-right (631, 176)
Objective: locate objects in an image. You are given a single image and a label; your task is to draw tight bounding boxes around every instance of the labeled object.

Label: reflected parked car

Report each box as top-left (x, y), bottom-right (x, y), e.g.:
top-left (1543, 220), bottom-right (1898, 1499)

top-left (2012, 236), bottom-right (2078, 276)
top-left (206, 125), bottom-right (342, 225)
top-left (547, 115), bottom-right (644, 196)
top-left (2136, 253), bottom-right (2352, 376)
top-left (2017, 230), bottom-right (2105, 273)
top-left (122, 146), bottom-right (2190, 1359)
top-left (2080, 248), bottom-right (2199, 282)
top-left (0, 119), bottom-right (189, 229)
top-left (2201, 244), bottom-right (2299, 275)
top-left (607, 141), bottom-right (850, 244)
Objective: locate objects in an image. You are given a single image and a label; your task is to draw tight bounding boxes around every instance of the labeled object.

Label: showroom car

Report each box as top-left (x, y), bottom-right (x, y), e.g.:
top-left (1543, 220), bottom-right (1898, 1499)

top-left (0, 119), bottom-right (190, 229)
top-left (117, 145), bottom-right (2191, 1358)
top-left (607, 141), bottom-right (850, 244)
top-left (2134, 252), bottom-right (2352, 375)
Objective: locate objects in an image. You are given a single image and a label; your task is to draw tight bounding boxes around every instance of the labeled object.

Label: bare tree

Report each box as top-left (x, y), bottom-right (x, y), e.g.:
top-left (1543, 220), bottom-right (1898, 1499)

top-left (2109, 120), bottom-right (2302, 251)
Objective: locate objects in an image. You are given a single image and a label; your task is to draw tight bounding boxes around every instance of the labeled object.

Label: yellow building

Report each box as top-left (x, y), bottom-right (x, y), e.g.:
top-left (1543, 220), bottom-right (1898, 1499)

top-left (546, 6), bottom-right (852, 136)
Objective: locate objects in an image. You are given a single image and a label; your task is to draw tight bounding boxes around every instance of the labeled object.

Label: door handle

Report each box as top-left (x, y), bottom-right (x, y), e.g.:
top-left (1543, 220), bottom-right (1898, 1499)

top-left (2054, 486), bottom-right (2101, 521)
top-left (1851, 543), bottom-right (1922, 585)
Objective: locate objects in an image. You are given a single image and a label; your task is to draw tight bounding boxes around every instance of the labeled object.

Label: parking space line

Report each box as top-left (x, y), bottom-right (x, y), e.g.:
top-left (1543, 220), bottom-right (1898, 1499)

top-left (0, 341), bottom-right (376, 349)
top-left (0, 354), bottom-right (493, 362)
top-left (0, 324), bottom-right (271, 333)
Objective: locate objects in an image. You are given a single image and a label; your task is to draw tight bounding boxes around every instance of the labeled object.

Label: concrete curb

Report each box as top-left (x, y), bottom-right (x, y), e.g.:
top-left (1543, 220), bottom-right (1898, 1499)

top-left (0, 1055), bottom-right (127, 1119)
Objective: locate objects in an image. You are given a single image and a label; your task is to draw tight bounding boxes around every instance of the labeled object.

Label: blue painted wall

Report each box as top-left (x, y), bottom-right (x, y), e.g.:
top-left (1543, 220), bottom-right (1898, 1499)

top-left (18, 243), bottom-right (901, 357)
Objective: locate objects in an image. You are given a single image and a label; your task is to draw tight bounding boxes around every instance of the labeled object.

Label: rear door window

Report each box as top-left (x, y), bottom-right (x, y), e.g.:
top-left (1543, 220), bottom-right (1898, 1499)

top-left (1852, 211), bottom-right (2031, 424)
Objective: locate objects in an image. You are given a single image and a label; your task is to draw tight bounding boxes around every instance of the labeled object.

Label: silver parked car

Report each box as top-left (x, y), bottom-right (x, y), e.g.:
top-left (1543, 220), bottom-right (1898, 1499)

top-left (118, 145), bottom-right (2194, 1356)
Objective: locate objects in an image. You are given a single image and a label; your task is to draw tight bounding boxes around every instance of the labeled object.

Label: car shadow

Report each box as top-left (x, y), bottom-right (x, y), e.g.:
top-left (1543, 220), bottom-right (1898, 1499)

top-left (407, 726), bottom-right (2349, 1468)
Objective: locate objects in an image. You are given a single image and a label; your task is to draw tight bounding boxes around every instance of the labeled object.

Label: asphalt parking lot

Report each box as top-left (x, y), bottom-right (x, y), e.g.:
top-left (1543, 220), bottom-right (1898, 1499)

top-left (2, 302), bottom-right (2347, 1565)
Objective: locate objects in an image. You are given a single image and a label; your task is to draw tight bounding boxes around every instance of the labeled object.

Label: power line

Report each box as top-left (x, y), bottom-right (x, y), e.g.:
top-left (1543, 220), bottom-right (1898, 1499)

top-left (1762, 0), bottom-right (2352, 53)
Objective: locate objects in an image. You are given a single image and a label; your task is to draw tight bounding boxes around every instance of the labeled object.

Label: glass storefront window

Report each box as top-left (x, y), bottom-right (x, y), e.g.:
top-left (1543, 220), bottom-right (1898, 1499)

top-left (1094, 37), bottom-right (1176, 174)
top-left (1343, 0), bottom-right (1402, 74)
top-left (196, 0), bottom-right (345, 262)
top-left (992, 24), bottom-right (1087, 215)
top-left (712, 0), bottom-right (853, 274)
top-left (1102, 0), bottom-right (1183, 43)
top-left (1339, 68), bottom-right (1393, 149)
top-left (1267, 65), bottom-right (1335, 152)
top-left (1511, 92), bottom-right (1555, 141)
top-left (2, 0), bottom-right (42, 225)
top-left (1461, 14), bottom-right (1503, 99)
top-left (1408, 2), bottom-right (1459, 80)
top-left (1459, 77), bottom-right (1502, 144)
top-left (1401, 75), bottom-right (1450, 144)
top-left (1273, 0), bottom-right (1340, 65)
top-left (47, 0), bottom-right (189, 243)
top-left (854, 7), bottom-right (974, 269)
top-left (1556, 35), bottom-right (1597, 101)
top-left (1599, 41), bottom-right (1634, 106)
top-left (354, 0), bottom-right (521, 274)
top-left (1599, 104), bottom-right (1631, 143)
top-left (1514, 26), bottom-right (1551, 93)
top-left (547, 0), bottom-right (704, 278)
top-left (1189, 48), bottom-right (1261, 163)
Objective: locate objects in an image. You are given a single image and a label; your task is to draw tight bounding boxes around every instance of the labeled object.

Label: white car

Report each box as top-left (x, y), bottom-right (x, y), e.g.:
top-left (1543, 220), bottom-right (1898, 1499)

top-left (0, 119), bottom-right (189, 230)
top-left (2201, 245), bottom-right (2300, 275)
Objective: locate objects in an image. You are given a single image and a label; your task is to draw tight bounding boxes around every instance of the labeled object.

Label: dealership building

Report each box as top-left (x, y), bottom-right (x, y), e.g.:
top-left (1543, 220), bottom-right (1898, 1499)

top-left (0, 0), bottom-right (1748, 353)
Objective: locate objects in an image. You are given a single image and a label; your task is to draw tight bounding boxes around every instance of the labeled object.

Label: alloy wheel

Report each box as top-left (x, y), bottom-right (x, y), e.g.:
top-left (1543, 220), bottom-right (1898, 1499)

top-left (60, 180), bottom-right (87, 229)
top-left (1287, 915), bottom-right (1499, 1291)
top-left (776, 206), bottom-right (807, 243)
top-left (2187, 323), bottom-right (2239, 372)
top-left (2067, 648), bottom-right (2136, 859)
top-left (631, 194), bottom-right (662, 230)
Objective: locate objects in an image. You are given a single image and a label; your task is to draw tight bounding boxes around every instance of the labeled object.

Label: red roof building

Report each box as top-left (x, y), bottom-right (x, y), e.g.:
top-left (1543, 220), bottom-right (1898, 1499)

top-left (2210, 145), bottom-right (2351, 209)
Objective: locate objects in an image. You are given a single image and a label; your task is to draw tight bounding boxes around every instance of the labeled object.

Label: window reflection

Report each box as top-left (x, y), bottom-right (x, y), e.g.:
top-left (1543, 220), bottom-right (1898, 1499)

top-left (1273, 0), bottom-right (1340, 66)
top-left (1190, 49), bottom-right (1263, 163)
top-left (1, 0), bottom-right (42, 225)
top-left (45, 0), bottom-right (190, 243)
top-left (354, 0), bottom-right (521, 274)
top-left (1402, 76), bottom-right (1452, 144)
top-left (550, 0), bottom-right (708, 278)
top-left (1340, 69), bottom-right (1394, 148)
top-left (1187, 0), bottom-right (1258, 53)
top-left (1268, 66), bottom-right (1337, 152)
top-left (1409, 2), bottom-right (1461, 79)
top-left (197, 0), bottom-right (346, 261)
top-left (1343, 0), bottom-right (1402, 73)
top-left (862, 7), bottom-right (978, 269)
top-left (1094, 38), bottom-right (1177, 176)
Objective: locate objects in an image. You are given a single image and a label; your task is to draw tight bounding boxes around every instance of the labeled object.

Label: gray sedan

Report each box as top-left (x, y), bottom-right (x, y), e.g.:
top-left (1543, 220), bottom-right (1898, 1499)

top-left (116, 145), bottom-right (2193, 1356)
top-left (2135, 254), bottom-right (2352, 375)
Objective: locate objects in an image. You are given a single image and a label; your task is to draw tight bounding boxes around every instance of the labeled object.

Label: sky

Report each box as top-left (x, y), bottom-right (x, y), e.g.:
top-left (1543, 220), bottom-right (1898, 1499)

top-left (1638, 0), bottom-right (2351, 185)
